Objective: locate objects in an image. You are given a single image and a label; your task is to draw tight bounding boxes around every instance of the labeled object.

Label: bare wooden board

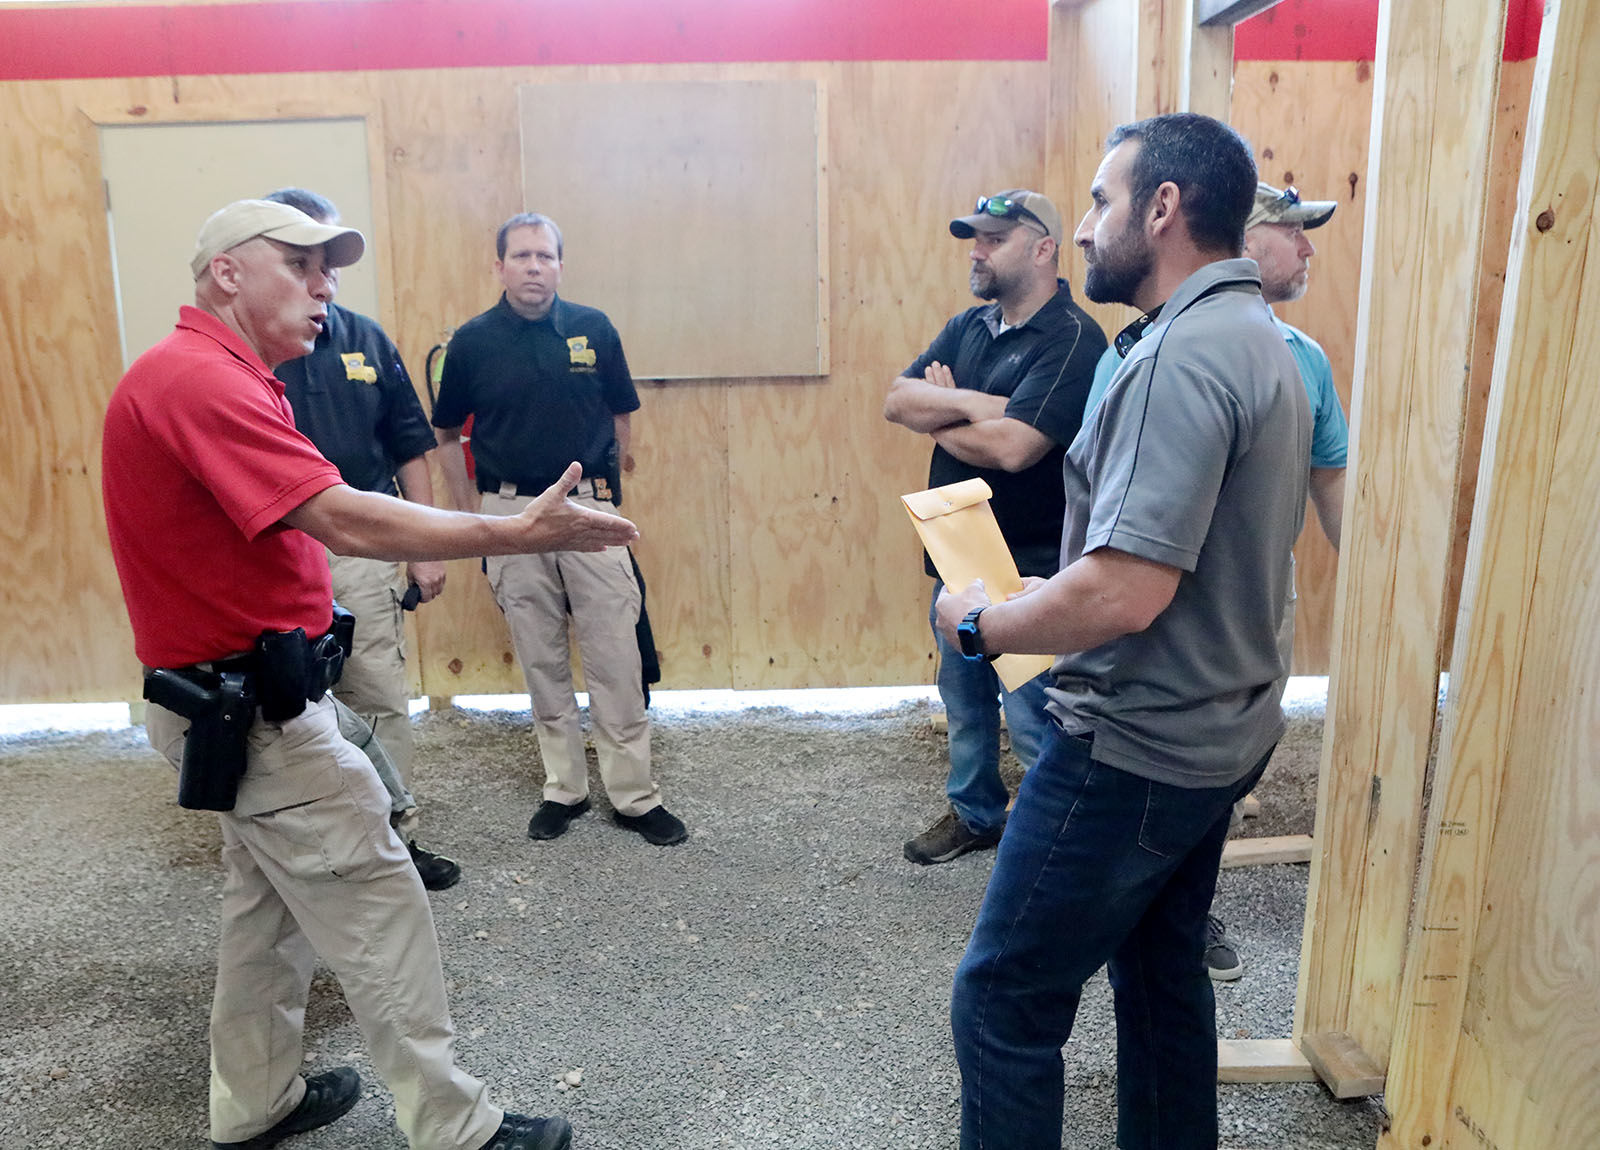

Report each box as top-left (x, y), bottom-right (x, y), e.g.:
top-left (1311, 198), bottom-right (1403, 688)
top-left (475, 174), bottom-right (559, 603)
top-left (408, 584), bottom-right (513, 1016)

top-left (1217, 1038), bottom-right (1317, 1084)
top-left (1222, 834), bottom-right (1314, 869)
top-left (1301, 1030), bottom-right (1386, 1099)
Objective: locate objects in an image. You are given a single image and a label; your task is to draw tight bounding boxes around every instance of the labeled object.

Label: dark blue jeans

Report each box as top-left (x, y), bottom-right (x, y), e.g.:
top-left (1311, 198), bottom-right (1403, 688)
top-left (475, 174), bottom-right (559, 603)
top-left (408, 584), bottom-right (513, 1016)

top-left (951, 726), bottom-right (1273, 1150)
top-left (930, 582), bottom-right (1054, 835)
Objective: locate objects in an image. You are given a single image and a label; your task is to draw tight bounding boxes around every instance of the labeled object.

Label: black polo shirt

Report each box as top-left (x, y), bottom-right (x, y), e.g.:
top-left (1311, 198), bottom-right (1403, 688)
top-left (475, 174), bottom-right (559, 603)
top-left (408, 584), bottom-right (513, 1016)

top-left (276, 303), bottom-right (436, 496)
top-left (905, 279), bottom-right (1106, 578)
top-left (432, 294), bottom-right (640, 491)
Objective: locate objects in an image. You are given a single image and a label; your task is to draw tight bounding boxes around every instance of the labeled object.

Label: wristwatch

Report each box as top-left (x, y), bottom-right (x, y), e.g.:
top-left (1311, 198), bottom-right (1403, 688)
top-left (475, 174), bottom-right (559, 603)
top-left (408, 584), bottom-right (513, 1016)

top-left (956, 606), bottom-right (993, 662)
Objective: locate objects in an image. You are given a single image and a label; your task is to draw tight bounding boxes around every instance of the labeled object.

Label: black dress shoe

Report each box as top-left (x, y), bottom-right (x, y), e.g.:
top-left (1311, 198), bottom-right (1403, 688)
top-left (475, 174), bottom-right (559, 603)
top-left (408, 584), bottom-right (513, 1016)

top-left (408, 839), bottom-right (463, 890)
top-left (613, 804), bottom-right (688, 846)
top-left (212, 1067), bottom-right (361, 1149)
top-left (476, 1112), bottom-right (573, 1150)
top-left (526, 797), bottom-right (591, 840)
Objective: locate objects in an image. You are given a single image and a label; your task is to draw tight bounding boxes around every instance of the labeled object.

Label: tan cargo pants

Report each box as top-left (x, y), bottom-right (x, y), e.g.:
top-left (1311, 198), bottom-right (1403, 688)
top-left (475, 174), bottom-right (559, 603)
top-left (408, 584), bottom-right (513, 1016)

top-left (146, 696), bottom-right (501, 1149)
top-left (481, 488), bottom-right (660, 817)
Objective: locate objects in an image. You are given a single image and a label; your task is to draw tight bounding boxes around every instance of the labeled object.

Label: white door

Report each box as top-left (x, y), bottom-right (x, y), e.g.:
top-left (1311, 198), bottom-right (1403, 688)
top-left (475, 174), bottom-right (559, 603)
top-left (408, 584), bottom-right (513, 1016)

top-left (99, 118), bottom-right (379, 367)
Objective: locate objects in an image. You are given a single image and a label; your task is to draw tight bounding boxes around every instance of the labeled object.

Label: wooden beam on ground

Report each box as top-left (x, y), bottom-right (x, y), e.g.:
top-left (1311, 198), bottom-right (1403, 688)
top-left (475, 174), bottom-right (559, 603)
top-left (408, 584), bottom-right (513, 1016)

top-left (1301, 1031), bottom-right (1387, 1099)
top-left (1221, 834), bottom-right (1313, 868)
top-left (1294, 0), bottom-right (1505, 1073)
top-left (1217, 1038), bottom-right (1317, 1083)
top-left (1379, 1), bottom-right (1600, 1146)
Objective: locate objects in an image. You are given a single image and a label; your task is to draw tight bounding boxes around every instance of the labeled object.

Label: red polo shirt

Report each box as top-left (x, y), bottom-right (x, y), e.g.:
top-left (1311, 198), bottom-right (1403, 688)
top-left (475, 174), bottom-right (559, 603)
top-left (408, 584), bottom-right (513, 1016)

top-left (103, 306), bottom-right (344, 667)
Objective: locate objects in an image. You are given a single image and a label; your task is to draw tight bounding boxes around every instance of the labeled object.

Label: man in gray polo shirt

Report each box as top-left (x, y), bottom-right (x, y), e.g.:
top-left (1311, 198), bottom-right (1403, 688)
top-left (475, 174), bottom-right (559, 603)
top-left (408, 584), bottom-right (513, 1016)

top-left (936, 113), bottom-right (1310, 1149)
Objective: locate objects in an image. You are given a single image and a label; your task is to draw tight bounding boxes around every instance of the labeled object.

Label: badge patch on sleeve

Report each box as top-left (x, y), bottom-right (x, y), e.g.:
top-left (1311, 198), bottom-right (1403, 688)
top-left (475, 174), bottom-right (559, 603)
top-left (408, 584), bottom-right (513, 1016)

top-left (567, 336), bottom-right (597, 369)
top-left (341, 352), bottom-right (378, 383)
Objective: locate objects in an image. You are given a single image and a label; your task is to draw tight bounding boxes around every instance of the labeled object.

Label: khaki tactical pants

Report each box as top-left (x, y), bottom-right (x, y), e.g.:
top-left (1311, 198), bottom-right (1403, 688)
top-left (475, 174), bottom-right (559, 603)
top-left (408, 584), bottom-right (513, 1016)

top-left (147, 696), bottom-right (501, 1149)
top-left (481, 489), bottom-right (660, 817)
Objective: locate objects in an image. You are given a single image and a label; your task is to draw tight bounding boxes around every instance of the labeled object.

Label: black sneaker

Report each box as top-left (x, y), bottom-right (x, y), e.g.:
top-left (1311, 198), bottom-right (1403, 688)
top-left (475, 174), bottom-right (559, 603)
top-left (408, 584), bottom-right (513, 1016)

top-left (408, 840), bottom-right (462, 891)
top-left (476, 1113), bottom-right (573, 1150)
top-left (1205, 913), bottom-right (1244, 981)
top-left (212, 1067), bottom-right (361, 1149)
top-left (613, 804), bottom-right (688, 846)
top-left (526, 798), bottom-right (591, 841)
top-left (903, 808), bottom-right (1003, 865)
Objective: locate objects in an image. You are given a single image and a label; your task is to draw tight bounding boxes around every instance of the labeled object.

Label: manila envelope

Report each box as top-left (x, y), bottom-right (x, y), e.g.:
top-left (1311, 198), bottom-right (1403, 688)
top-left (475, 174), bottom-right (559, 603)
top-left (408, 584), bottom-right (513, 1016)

top-left (901, 478), bottom-right (1056, 692)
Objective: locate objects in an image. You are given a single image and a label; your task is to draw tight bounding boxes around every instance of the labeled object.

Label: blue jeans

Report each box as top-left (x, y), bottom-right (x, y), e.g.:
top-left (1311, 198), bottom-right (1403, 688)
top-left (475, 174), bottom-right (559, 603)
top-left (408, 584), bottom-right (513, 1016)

top-left (931, 583), bottom-right (1054, 835)
top-left (951, 728), bottom-right (1273, 1150)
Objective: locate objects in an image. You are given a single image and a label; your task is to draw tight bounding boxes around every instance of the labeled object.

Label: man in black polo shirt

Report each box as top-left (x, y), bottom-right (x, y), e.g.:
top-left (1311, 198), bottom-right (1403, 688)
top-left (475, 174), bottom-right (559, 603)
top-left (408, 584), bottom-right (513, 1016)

top-left (265, 187), bottom-right (460, 891)
top-left (884, 189), bottom-right (1106, 866)
top-left (433, 212), bottom-right (686, 847)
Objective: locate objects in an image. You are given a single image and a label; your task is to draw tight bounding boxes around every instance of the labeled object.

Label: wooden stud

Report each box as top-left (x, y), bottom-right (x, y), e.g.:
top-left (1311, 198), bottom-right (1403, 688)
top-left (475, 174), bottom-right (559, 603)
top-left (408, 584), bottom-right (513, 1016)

top-left (1295, 0), bottom-right (1505, 1071)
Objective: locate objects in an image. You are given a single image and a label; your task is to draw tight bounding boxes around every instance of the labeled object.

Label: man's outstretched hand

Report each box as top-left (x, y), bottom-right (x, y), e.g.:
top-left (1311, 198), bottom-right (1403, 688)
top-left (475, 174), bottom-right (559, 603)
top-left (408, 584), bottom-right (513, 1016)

top-left (512, 462), bottom-right (639, 553)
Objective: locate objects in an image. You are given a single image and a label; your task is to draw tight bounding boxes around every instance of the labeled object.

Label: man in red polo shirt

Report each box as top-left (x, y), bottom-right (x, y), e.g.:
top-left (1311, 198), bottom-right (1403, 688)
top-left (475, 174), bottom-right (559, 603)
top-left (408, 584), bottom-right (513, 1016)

top-left (102, 199), bottom-right (629, 1150)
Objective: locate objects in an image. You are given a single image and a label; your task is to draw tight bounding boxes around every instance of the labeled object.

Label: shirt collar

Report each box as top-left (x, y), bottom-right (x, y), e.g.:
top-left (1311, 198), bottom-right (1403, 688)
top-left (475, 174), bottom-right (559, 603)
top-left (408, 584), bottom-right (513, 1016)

top-left (981, 278), bottom-right (1074, 338)
top-left (1117, 258), bottom-right (1261, 354)
top-left (496, 292), bottom-right (568, 334)
top-left (175, 304), bottom-right (282, 390)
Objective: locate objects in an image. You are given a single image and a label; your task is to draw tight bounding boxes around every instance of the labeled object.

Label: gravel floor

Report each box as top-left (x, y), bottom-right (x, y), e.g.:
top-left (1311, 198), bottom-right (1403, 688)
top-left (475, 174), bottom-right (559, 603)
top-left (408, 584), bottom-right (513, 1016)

top-left (0, 695), bottom-right (1383, 1149)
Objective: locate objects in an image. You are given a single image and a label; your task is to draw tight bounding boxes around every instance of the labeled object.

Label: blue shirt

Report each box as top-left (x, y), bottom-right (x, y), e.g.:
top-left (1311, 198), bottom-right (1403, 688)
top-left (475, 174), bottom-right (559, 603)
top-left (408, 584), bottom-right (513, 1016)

top-left (1085, 312), bottom-right (1348, 469)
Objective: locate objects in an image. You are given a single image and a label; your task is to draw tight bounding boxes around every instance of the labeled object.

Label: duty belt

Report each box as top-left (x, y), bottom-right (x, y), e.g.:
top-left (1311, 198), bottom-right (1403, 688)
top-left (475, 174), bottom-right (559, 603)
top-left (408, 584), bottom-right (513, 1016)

top-left (488, 476), bottom-right (614, 503)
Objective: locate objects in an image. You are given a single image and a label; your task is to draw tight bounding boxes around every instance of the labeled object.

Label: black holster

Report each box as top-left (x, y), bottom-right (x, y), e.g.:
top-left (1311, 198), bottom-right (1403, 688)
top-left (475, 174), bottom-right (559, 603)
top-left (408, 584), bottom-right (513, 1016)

top-left (144, 667), bottom-right (256, 811)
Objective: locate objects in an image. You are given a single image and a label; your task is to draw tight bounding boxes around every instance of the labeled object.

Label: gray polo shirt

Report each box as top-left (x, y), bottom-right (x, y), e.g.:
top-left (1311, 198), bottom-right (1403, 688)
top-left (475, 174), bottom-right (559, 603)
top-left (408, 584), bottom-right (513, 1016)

top-left (1044, 259), bottom-right (1311, 788)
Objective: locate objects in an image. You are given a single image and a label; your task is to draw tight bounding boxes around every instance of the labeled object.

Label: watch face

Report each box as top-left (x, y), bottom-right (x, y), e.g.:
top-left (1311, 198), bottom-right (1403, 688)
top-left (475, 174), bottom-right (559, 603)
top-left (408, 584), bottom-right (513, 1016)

top-left (958, 608), bottom-right (984, 658)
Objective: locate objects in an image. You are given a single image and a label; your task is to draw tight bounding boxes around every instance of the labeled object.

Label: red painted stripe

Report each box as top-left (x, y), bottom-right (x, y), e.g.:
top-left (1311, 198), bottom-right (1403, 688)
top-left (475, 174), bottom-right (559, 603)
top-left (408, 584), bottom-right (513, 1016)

top-left (1501, 0), bottom-right (1545, 61)
top-left (0, 0), bottom-right (1046, 81)
top-left (1234, 0), bottom-right (1378, 61)
top-left (1236, 0), bottom-right (1545, 63)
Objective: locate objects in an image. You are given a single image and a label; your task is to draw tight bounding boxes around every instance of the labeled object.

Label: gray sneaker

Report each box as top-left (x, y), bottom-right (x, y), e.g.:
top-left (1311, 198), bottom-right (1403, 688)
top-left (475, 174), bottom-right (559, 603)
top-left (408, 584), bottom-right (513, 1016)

top-left (903, 808), bottom-right (1003, 865)
top-left (1205, 913), bottom-right (1244, 981)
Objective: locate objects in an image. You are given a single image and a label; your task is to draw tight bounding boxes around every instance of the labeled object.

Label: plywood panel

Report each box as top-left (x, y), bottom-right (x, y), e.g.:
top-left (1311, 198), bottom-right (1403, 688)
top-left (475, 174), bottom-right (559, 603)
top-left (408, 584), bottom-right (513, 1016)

top-left (1231, 60), bottom-right (1374, 676)
top-left (2, 55), bottom-right (1071, 700)
top-left (1295, 0), bottom-right (1504, 1074)
top-left (518, 79), bottom-right (824, 380)
top-left (0, 80), bottom-right (136, 703)
top-left (1378, 2), bottom-right (1600, 1142)
top-left (1047, 0), bottom-right (1140, 341)
top-left (728, 59), bottom-right (1052, 688)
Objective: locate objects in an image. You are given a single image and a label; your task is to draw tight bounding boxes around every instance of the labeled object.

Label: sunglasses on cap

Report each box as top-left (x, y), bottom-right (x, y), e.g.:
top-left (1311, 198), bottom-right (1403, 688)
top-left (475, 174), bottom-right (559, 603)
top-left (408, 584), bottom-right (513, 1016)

top-left (975, 195), bottom-right (1046, 231)
top-left (1275, 186), bottom-right (1301, 206)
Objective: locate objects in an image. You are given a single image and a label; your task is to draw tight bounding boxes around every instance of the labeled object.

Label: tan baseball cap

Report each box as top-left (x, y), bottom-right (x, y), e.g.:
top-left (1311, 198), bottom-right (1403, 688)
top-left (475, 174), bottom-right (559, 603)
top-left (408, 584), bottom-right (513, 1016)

top-left (1246, 181), bottom-right (1337, 231)
top-left (190, 198), bottom-right (365, 279)
top-left (950, 189), bottom-right (1062, 244)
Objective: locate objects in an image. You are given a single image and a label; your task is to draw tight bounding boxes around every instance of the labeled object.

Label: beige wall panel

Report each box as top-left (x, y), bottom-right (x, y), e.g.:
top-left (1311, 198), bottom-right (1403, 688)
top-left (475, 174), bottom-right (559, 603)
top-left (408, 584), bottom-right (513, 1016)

top-left (518, 79), bottom-right (825, 379)
top-left (1231, 60), bottom-right (1374, 676)
top-left (728, 60), bottom-right (1051, 689)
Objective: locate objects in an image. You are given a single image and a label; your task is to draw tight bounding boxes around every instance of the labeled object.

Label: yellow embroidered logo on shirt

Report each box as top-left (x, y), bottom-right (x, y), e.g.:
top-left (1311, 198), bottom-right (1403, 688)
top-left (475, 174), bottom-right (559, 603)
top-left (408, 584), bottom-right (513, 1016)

top-left (341, 352), bottom-right (378, 383)
top-left (567, 336), bottom-right (597, 368)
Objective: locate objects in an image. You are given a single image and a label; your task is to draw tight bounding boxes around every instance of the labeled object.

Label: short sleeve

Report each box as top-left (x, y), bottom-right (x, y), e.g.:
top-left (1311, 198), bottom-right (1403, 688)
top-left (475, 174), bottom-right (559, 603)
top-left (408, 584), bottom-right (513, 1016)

top-left (1079, 355), bottom-right (1241, 572)
top-left (151, 366), bottom-right (341, 541)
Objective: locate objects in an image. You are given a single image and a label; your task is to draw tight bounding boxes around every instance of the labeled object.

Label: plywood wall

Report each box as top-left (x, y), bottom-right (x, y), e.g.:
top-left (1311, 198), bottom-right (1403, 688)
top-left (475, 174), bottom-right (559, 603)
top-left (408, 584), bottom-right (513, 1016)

top-left (0, 59), bottom-right (1048, 701)
top-left (1231, 59), bottom-right (1374, 675)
